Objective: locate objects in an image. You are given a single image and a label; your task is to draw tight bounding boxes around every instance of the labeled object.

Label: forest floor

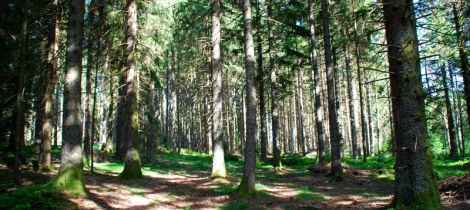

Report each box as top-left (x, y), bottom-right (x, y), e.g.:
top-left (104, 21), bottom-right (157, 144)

top-left (1, 150), bottom-right (470, 209)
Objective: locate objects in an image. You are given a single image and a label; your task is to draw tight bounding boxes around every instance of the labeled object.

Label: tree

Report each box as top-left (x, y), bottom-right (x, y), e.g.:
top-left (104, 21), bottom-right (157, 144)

top-left (39, 0), bottom-right (60, 171)
top-left (268, 0), bottom-right (281, 168)
top-left (452, 1), bottom-right (468, 157)
top-left (211, 0), bottom-right (226, 178)
top-left (256, 0), bottom-right (268, 162)
top-left (118, 0), bottom-right (143, 179)
top-left (308, 0), bottom-right (325, 165)
top-left (83, 0), bottom-right (97, 166)
top-left (13, 0), bottom-right (29, 180)
top-left (440, 62), bottom-right (458, 158)
top-left (383, 0), bottom-right (441, 208)
top-left (52, 0), bottom-right (86, 195)
top-left (236, 0), bottom-right (257, 196)
top-left (320, 0), bottom-right (342, 177)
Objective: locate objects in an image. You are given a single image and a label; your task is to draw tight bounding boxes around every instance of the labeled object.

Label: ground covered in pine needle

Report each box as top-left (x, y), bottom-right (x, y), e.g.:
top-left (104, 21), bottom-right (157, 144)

top-left (1, 150), bottom-right (469, 209)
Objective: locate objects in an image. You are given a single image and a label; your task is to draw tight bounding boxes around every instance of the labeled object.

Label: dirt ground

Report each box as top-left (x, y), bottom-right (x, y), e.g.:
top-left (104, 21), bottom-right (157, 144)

top-left (1, 160), bottom-right (469, 209)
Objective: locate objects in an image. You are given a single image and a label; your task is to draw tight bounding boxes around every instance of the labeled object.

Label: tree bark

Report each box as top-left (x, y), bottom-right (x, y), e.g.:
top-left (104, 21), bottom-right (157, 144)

top-left (118, 0), bottom-right (142, 179)
top-left (53, 0), bottom-right (86, 195)
top-left (308, 0), bottom-right (325, 164)
top-left (452, 2), bottom-right (470, 148)
top-left (267, 0), bottom-right (280, 168)
top-left (440, 62), bottom-right (458, 158)
top-left (13, 0), bottom-right (29, 178)
top-left (83, 0), bottom-right (97, 167)
top-left (211, 0), bottom-right (226, 178)
top-left (320, 0), bottom-right (342, 177)
top-left (39, 0), bottom-right (60, 171)
top-left (383, 0), bottom-right (441, 208)
top-left (256, 0), bottom-right (267, 162)
top-left (344, 30), bottom-right (359, 158)
top-left (237, 0), bottom-right (257, 197)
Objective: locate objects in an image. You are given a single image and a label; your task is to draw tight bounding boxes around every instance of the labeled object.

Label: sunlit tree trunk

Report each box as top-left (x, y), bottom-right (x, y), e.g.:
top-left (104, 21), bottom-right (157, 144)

top-left (267, 0), bottom-right (280, 167)
top-left (53, 0), bottom-right (86, 195)
top-left (237, 0), bottom-right (257, 196)
top-left (211, 0), bottom-right (226, 178)
top-left (383, 0), bottom-right (440, 208)
top-left (308, 0), bottom-right (325, 164)
top-left (118, 0), bottom-right (142, 179)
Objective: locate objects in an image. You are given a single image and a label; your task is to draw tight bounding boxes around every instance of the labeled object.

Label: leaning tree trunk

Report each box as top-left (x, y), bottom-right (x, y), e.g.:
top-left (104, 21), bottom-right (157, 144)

top-left (237, 0), bottom-right (257, 197)
top-left (211, 0), bottom-right (226, 178)
top-left (383, 0), bottom-right (441, 208)
top-left (308, 0), bottom-right (325, 165)
top-left (118, 0), bottom-right (142, 179)
top-left (320, 0), bottom-right (342, 177)
top-left (52, 0), bottom-right (86, 195)
top-left (267, 0), bottom-right (280, 168)
top-left (39, 0), bottom-right (60, 171)
top-left (440, 62), bottom-right (458, 158)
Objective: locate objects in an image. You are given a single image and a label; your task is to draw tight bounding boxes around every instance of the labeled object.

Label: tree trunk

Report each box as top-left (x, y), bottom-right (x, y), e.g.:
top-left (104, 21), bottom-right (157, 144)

top-left (211, 0), bottom-right (226, 178)
top-left (296, 69), bottom-right (306, 156)
top-left (237, 0), bottom-right (257, 197)
top-left (449, 62), bottom-right (465, 157)
top-left (452, 2), bottom-right (470, 143)
top-left (440, 62), bottom-right (458, 158)
top-left (83, 0), bottom-right (97, 166)
top-left (344, 31), bottom-right (359, 158)
top-left (118, 0), bottom-right (142, 179)
top-left (320, 0), bottom-right (342, 177)
top-left (267, 0), bottom-right (280, 168)
top-left (308, 0), bottom-right (325, 164)
top-left (104, 75), bottom-right (114, 152)
top-left (13, 0), bottom-right (29, 179)
top-left (365, 83), bottom-right (373, 156)
top-left (256, 0), bottom-right (267, 162)
top-left (353, 13), bottom-right (367, 161)
top-left (383, 0), bottom-right (441, 208)
top-left (53, 0), bottom-right (86, 195)
top-left (39, 0), bottom-right (60, 171)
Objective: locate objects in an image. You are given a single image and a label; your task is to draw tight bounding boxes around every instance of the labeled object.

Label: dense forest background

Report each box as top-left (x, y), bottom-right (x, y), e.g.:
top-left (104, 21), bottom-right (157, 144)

top-left (0, 0), bottom-right (469, 209)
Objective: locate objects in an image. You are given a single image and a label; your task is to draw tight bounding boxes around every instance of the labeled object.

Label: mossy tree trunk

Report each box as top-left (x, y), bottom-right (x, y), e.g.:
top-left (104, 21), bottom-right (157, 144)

top-left (211, 0), bottom-right (226, 178)
top-left (237, 0), bottom-right (257, 197)
top-left (119, 0), bottom-right (142, 180)
top-left (53, 0), bottom-right (86, 196)
top-left (383, 0), bottom-right (441, 209)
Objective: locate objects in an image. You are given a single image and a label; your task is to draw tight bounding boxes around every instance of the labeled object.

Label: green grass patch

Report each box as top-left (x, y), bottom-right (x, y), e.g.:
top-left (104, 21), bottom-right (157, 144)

top-left (0, 184), bottom-right (76, 210)
top-left (295, 186), bottom-right (324, 201)
top-left (219, 200), bottom-right (250, 210)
